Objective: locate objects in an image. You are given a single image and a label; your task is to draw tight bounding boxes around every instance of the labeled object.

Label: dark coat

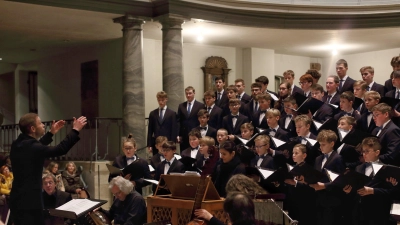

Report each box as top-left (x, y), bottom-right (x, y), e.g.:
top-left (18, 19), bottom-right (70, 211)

top-left (207, 105), bottom-right (224, 130)
top-left (384, 78), bottom-right (394, 94)
top-left (339, 76), bottom-right (355, 94)
top-left (212, 156), bottom-right (246, 197)
top-left (322, 92), bottom-right (340, 106)
top-left (10, 130), bottom-right (80, 210)
top-left (333, 110), bottom-right (361, 121)
top-left (222, 114), bottom-right (249, 135)
top-left (153, 157), bottom-right (185, 194)
top-left (292, 85), bottom-right (304, 96)
top-left (240, 93), bottom-right (252, 104)
top-left (42, 189), bottom-right (72, 225)
top-left (370, 82), bottom-right (385, 97)
top-left (177, 100), bottom-right (204, 149)
top-left (357, 111), bottom-right (377, 134)
top-left (279, 115), bottom-right (296, 138)
top-left (62, 170), bottom-right (84, 194)
top-left (215, 91), bottom-right (229, 108)
top-left (372, 120), bottom-right (400, 166)
top-left (147, 107), bottom-right (178, 153)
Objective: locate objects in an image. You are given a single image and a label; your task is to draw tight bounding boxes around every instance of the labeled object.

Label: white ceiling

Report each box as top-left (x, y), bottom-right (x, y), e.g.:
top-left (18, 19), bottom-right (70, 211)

top-left (1, 0), bottom-right (400, 64)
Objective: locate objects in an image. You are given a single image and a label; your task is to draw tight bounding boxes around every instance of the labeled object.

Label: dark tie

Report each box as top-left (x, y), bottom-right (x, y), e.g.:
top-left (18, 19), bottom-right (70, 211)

top-left (127, 157), bottom-right (135, 161)
top-left (207, 107), bottom-right (212, 113)
top-left (192, 147), bottom-right (198, 151)
top-left (376, 126), bottom-right (382, 136)
top-left (159, 108), bottom-right (164, 122)
top-left (187, 102), bottom-right (192, 115)
top-left (396, 91), bottom-right (400, 99)
top-left (339, 79), bottom-right (344, 90)
top-left (257, 155), bottom-right (266, 160)
top-left (326, 95), bottom-right (332, 103)
top-left (260, 110), bottom-right (266, 114)
top-left (366, 86), bottom-right (370, 91)
top-left (254, 101), bottom-right (258, 112)
top-left (217, 92), bottom-right (221, 101)
top-left (232, 115), bottom-right (239, 119)
top-left (366, 111), bottom-right (372, 115)
top-left (200, 127), bottom-right (207, 130)
top-left (286, 114), bottom-right (292, 118)
top-left (324, 154), bottom-right (329, 160)
top-left (270, 128), bottom-right (277, 133)
top-left (357, 104), bottom-right (362, 112)
top-left (346, 112), bottom-right (352, 116)
top-left (164, 161), bottom-right (171, 166)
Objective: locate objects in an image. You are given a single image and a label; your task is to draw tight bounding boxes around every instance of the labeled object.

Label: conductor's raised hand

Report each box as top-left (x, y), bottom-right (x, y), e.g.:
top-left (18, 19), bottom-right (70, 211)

top-left (73, 116), bottom-right (87, 131)
top-left (50, 120), bottom-right (66, 134)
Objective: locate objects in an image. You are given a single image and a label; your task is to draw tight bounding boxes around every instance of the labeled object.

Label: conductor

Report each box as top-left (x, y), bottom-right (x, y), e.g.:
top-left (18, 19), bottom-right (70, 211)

top-left (9, 113), bottom-right (87, 225)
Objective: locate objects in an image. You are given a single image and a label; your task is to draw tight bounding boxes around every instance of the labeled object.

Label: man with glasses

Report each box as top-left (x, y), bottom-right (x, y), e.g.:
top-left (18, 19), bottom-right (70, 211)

top-left (299, 74), bottom-right (314, 97)
top-left (243, 82), bottom-right (262, 121)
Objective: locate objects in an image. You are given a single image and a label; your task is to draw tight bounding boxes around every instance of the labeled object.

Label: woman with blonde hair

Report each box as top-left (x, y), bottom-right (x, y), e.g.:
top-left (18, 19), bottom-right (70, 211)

top-left (46, 161), bottom-right (65, 191)
top-left (62, 162), bottom-right (88, 198)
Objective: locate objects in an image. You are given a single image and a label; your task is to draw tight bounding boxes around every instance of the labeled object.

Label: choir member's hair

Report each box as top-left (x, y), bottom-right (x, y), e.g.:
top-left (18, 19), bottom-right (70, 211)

top-left (185, 86), bottom-right (195, 93)
top-left (390, 56), bottom-right (400, 67)
top-left (283, 70), bottom-right (295, 78)
top-left (299, 74), bottom-right (314, 84)
top-left (250, 82), bottom-right (262, 90)
top-left (226, 85), bottom-right (238, 93)
top-left (310, 83), bottom-right (324, 93)
top-left (199, 136), bottom-right (215, 147)
top-left (19, 113), bottom-right (38, 134)
top-left (364, 91), bottom-right (381, 100)
top-left (64, 161), bottom-right (77, 174)
top-left (293, 144), bottom-right (307, 154)
top-left (203, 90), bottom-right (216, 98)
top-left (155, 136), bottom-right (168, 145)
top-left (294, 115), bottom-right (312, 126)
top-left (46, 162), bottom-right (59, 174)
top-left (188, 129), bottom-right (202, 139)
top-left (336, 59), bottom-right (348, 67)
top-left (109, 176), bottom-right (134, 194)
top-left (225, 174), bottom-right (267, 195)
top-left (255, 76), bottom-right (269, 85)
top-left (338, 116), bottom-right (357, 127)
top-left (340, 91), bottom-right (355, 102)
top-left (353, 80), bottom-right (368, 91)
top-left (306, 69), bottom-right (321, 81)
top-left (280, 81), bottom-right (292, 91)
top-left (156, 91), bottom-right (168, 99)
top-left (257, 93), bottom-right (272, 101)
top-left (359, 66), bottom-right (374, 74)
top-left (240, 123), bottom-right (254, 132)
top-left (215, 76), bottom-right (225, 83)
top-left (217, 128), bottom-right (228, 135)
top-left (229, 98), bottom-right (241, 106)
top-left (223, 192), bottom-right (256, 224)
top-left (361, 137), bottom-right (381, 152)
top-left (327, 75), bottom-right (340, 84)
top-left (282, 96), bottom-right (297, 105)
top-left (371, 103), bottom-right (392, 118)
top-left (122, 133), bottom-right (137, 148)
top-left (234, 78), bottom-right (245, 85)
top-left (42, 172), bottom-right (57, 183)
top-left (316, 130), bottom-right (338, 143)
top-left (197, 109), bottom-right (209, 118)
top-left (254, 135), bottom-right (270, 145)
top-left (220, 140), bottom-right (236, 154)
top-left (266, 108), bottom-right (281, 117)
top-left (393, 70), bottom-right (400, 79)
top-left (0, 165), bottom-right (9, 176)
top-left (162, 141), bottom-right (176, 151)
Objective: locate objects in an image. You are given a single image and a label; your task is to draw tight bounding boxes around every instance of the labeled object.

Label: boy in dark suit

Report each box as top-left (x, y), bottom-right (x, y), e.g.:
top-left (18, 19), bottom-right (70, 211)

top-left (336, 116), bottom-right (361, 169)
top-left (283, 70), bottom-right (303, 96)
top-left (222, 85), bottom-right (245, 116)
top-left (223, 99), bottom-right (249, 140)
top-left (196, 109), bottom-right (217, 143)
top-left (252, 93), bottom-right (271, 129)
top-left (203, 90), bottom-right (223, 130)
top-left (333, 91), bottom-right (361, 121)
top-left (235, 78), bottom-right (251, 104)
top-left (323, 75), bottom-right (340, 106)
top-left (266, 109), bottom-right (289, 142)
top-left (309, 130), bottom-right (346, 225)
top-left (343, 137), bottom-right (396, 225)
top-left (311, 84), bottom-right (333, 123)
top-left (197, 136), bottom-right (217, 169)
top-left (357, 91), bottom-right (380, 134)
top-left (243, 82), bottom-right (262, 121)
top-left (150, 136), bottom-right (167, 172)
top-left (371, 103), bottom-right (400, 166)
top-left (153, 141), bottom-right (185, 194)
top-left (336, 59), bottom-right (355, 94)
top-left (215, 76), bottom-right (229, 108)
top-left (279, 97), bottom-right (297, 138)
top-left (147, 91), bottom-right (177, 154)
top-left (353, 80), bottom-right (368, 114)
top-left (384, 56), bottom-right (400, 94)
top-left (299, 73), bottom-right (314, 97)
top-left (181, 129), bottom-right (202, 159)
top-left (360, 66), bottom-right (385, 96)
top-left (294, 115), bottom-right (319, 166)
top-left (177, 86), bottom-right (204, 150)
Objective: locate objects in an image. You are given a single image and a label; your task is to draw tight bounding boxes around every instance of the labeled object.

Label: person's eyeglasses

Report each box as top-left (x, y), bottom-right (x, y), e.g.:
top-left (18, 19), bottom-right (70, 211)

top-left (161, 149), bottom-right (173, 153)
top-left (112, 190), bottom-right (122, 196)
top-left (43, 181), bottom-right (54, 186)
top-left (372, 113), bottom-right (382, 118)
top-left (124, 147), bottom-right (134, 151)
top-left (279, 88), bottom-right (287, 90)
top-left (254, 144), bottom-right (268, 149)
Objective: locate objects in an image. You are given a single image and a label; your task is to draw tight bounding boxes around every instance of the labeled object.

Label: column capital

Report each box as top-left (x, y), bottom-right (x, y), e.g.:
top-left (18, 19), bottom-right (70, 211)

top-left (113, 15), bottom-right (148, 30)
top-left (155, 14), bottom-right (189, 29)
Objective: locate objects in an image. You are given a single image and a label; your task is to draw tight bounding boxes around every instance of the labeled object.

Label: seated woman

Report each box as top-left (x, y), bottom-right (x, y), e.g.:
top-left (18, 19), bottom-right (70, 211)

top-left (46, 162), bottom-right (65, 191)
top-left (108, 134), bottom-right (152, 195)
top-left (212, 140), bottom-right (246, 197)
top-left (62, 162), bottom-right (88, 199)
top-left (0, 165), bottom-right (13, 196)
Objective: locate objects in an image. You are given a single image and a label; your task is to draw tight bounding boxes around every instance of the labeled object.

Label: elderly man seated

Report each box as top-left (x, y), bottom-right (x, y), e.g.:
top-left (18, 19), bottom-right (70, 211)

top-left (100, 176), bottom-right (147, 225)
top-left (42, 173), bottom-right (72, 225)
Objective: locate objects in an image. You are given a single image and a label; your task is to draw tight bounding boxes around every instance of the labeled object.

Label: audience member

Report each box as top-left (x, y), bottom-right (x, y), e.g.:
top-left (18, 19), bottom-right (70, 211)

top-left (62, 161), bottom-right (88, 199)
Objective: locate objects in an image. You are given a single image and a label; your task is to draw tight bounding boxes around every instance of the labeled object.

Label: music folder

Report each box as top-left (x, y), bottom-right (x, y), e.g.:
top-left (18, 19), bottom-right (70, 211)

top-left (373, 163), bottom-right (400, 181)
top-left (341, 129), bottom-right (374, 147)
top-left (235, 133), bottom-right (259, 147)
top-left (289, 162), bottom-right (324, 184)
top-left (352, 97), bottom-right (364, 110)
top-left (49, 199), bottom-right (107, 220)
top-left (246, 166), bottom-right (292, 183)
top-left (325, 169), bottom-right (371, 191)
top-left (106, 161), bottom-right (146, 179)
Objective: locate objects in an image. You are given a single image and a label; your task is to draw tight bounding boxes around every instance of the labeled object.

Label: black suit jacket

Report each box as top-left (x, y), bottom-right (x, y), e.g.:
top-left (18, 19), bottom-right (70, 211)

top-left (339, 76), bottom-right (355, 94)
top-left (370, 82), bottom-right (385, 97)
top-left (181, 147), bottom-right (202, 158)
top-left (207, 105), bottom-right (223, 130)
top-left (333, 110), bottom-right (361, 121)
top-left (222, 101), bottom-right (245, 117)
top-left (153, 157), bottom-right (185, 194)
top-left (43, 189), bottom-right (72, 225)
top-left (251, 111), bottom-right (268, 130)
top-left (10, 130), bottom-right (80, 210)
top-left (250, 155), bottom-right (275, 170)
top-left (336, 143), bottom-right (360, 169)
top-left (267, 127), bottom-right (290, 142)
top-left (384, 78), bottom-right (394, 94)
top-left (279, 115), bottom-right (296, 138)
top-left (195, 126), bottom-right (217, 143)
top-left (372, 120), bottom-right (400, 166)
top-left (215, 90), bottom-right (229, 108)
top-left (222, 114), bottom-right (249, 135)
top-left (322, 93), bottom-right (340, 106)
top-left (292, 85), bottom-right (303, 96)
top-left (357, 112), bottom-right (377, 134)
top-left (312, 104), bottom-right (333, 123)
top-left (147, 107), bottom-right (177, 149)
top-left (314, 151), bottom-right (345, 188)
top-left (150, 153), bottom-right (164, 173)
top-left (243, 100), bottom-right (258, 121)
top-left (177, 100), bottom-right (204, 148)
top-left (240, 92), bottom-right (252, 104)
top-left (109, 155), bottom-right (152, 194)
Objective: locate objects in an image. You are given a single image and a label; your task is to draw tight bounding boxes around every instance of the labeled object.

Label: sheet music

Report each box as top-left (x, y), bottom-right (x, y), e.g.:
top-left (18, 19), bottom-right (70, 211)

top-left (305, 138), bottom-right (317, 146)
top-left (174, 154), bottom-right (182, 160)
top-left (391, 203), bottom-right (400, 215)
top-left (338, 128), bottom-right (350, 141)
top-left (56, 199), bottom-right (99, 216)
top-left (257, 127), bottom-right (266, 133)
top-left (287, 164), bottom-right (294, 171)
top-left (313, 120), bottom-right (322, 130)
top-left (149, 165), bottom-right (155, 172)
top-left (258, 167), bottom-right (275, 180)
top-left (271, 137), bottom-right (285, 147)
top-left (143, 179), bottom-right (159, 185)
top-left (372, 163), bottom-right (383, 174)
top-left (269, 93), bottom-right (279, 101)
top-left (236, 136), bottom-right (249, 145)
top-left (329, 104), bottom-right (338, 108)
top-left (325, 169), bottom-right (339, 181)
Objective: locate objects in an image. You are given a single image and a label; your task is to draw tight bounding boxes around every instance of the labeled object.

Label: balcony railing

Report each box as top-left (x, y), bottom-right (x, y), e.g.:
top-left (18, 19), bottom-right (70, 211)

top-left (252, 0), bottom-right (400, 5)
top-left (0, 117), bottom-right (149, 162)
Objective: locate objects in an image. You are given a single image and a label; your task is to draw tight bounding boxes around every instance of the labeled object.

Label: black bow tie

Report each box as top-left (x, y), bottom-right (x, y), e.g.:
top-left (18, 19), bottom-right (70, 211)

top-left (366, 111), bottom-right (372, 115)
top-left (200, 127), bottom-right (207, 130)
top-left (163, 161), bottom-right (171, 166)
top-left (286, 114), bottom-right (293, 118)
top-left (269, 128), bottom-right (277, 132)
top-left (260, 110), bottom-right (266, 113)
top-left (232, 115), bottom-right (239, 118)
top-left (257, 155), bottom-right (266, 160)
top-left (126, 157), bottom-right (135, 160)
top-left (192, 147), bottom-right (198, 151)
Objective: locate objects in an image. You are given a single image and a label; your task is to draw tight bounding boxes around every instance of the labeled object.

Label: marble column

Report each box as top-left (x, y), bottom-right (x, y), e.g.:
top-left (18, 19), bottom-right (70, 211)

top-left (158, 15), bottom-right (186, 111)
top-left (114, 15), bottom-right (146, 150)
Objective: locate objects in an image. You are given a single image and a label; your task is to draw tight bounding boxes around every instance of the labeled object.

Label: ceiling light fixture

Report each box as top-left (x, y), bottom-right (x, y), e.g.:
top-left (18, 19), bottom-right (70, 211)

top-left (197, 36), bottom-right (204, 42)
top-left (332, 49), bottom-right (338, 55)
